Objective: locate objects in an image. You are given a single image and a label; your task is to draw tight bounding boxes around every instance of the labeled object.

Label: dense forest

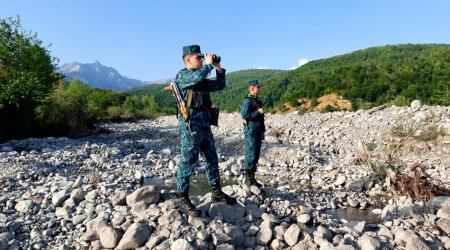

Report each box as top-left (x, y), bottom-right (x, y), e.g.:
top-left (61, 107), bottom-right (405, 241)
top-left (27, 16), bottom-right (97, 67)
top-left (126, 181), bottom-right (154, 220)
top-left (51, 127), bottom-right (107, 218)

top-left (273, 44), bottom-right (450, 110)
top-left (126, 69), bottom-right (284, 113)
top-left (130, 44), bottom-right (450, 112)
top-left (1, 16), bottom-right (449, 141)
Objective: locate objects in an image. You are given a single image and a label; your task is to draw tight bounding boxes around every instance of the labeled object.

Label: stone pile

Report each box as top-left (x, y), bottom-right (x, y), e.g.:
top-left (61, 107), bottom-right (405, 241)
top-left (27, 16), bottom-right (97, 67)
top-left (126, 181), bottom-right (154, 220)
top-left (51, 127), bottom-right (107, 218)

top-left (0, 101), bottom-right (449, 249)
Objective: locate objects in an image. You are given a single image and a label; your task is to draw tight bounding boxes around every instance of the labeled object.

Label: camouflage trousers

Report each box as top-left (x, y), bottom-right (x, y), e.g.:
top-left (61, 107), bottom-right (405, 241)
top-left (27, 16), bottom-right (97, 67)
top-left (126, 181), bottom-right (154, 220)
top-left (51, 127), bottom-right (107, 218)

top-left (176, 121), bottom-right (221, 193)
top-left (242, 127), bottom-right (262, 172)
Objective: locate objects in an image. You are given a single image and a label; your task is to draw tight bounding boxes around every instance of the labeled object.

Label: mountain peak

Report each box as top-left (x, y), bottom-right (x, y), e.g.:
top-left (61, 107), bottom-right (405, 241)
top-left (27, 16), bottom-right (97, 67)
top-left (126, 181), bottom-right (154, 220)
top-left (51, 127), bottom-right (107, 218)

top-left (58, 62), bottom-right (146, 92)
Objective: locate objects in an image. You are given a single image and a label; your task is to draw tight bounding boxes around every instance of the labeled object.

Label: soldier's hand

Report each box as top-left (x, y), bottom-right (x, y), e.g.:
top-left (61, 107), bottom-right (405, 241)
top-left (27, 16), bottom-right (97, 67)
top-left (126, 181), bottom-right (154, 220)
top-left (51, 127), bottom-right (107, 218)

top-left (204, 53), bottom-right (213, 64)
top-left (213, 61), bottom-right (222, 71)
top-left (258, 108), bottom-right (264, 114)
top-left (163, 85), bottom-right (172, 92)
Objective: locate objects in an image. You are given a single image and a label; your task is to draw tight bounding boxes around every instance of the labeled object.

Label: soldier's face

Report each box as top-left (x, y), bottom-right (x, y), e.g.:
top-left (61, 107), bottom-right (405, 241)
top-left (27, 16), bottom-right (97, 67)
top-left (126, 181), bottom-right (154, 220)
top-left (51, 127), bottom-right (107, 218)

top-left (249, 86), bottom-right (261, 96)
top-left (187, 54), bottom-right (203, 69)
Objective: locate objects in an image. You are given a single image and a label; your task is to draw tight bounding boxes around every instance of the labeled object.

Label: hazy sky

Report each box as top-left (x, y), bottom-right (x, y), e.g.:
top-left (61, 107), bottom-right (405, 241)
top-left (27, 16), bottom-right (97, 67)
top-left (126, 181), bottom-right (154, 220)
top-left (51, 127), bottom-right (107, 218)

top-left (1, 0), bottom-right (450, 81)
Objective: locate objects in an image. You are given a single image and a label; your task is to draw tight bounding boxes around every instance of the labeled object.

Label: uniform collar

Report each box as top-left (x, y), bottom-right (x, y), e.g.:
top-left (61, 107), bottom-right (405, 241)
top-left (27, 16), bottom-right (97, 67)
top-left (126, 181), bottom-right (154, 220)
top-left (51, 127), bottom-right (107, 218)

top-left (248, 94), bottom-right (259, 99)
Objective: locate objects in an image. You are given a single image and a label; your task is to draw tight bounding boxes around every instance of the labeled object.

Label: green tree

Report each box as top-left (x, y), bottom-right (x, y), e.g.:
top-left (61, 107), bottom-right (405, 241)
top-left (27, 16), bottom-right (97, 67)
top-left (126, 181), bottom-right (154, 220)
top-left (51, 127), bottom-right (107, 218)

top-left (0, 16), bottom-right (60, 140)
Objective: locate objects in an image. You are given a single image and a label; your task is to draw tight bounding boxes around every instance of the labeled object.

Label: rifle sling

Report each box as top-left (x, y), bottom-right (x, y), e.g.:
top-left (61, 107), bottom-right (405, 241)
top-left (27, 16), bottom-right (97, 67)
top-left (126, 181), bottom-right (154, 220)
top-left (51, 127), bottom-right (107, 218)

top-left (184, 89), bottom-right (193, 120)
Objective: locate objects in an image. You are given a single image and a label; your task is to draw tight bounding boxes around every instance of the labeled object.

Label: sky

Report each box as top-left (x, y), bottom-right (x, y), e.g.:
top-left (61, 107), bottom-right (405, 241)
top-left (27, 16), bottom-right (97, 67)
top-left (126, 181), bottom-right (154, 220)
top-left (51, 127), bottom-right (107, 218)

top-left (1, 0), bottom-right (450, 81)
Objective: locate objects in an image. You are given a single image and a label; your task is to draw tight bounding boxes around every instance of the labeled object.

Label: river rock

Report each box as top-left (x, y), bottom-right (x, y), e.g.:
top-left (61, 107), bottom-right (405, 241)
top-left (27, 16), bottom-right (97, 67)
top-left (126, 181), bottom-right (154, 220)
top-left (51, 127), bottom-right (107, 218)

top-left (52, 189), bottom-right (68, 207)
top-left (208, 203), bottom-right (246, 222)
top-left (171, 238), bottom-right (193, 250)
top-left (126, 185), bottom-right (160, 206)
top-left (297, 213), bottom-right (311, 224)
top-left (15, 200), bottom-right (33, 213)
top-left (411, 100), bottom-right (422, 111)
top-left (224, 225), bottom-right (244, 246)
top-left (212, 233), bottom-right (232, 246)
top-left (256, 221), bottom-right (272, 246)
top-left (357, 234), bottom-right (381, 250)
top-left (116, 222), bottom-right (152, 249)
top-left (284, 223), bottom-right (301, 246)
top-left (98, 225), bottom-right (123, 249)
top-left (436, 218), bottom-right (450, 235)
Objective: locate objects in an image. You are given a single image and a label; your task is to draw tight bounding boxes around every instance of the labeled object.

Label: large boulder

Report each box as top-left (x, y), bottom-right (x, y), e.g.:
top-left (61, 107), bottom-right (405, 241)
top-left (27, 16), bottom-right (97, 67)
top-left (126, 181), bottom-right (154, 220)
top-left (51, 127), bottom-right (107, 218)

top-left (98, 225), bottom-right (123, 249)
top-left (158, 209), bottom-right (182, 226)
top-left (410, 100), bottom-right (422, 111)
top-left (171, 239), bottom-right (193, 250)
top-left (224, 225), bottom-right (244, 246)
top-left (116, 222), bottom-right (152, 249)
top-left (15, 200), bottom-right (33, 213)
top-left (256, 220), bottom-right (273, 246)
top-left (52, 189), bottom-right (69, 207)
top-left (357, 234), bottom-right (381, 250)
top-left (436, 218), bottom-right (450, 235)
top-left (284, 224), bottom-right (301, 246)
top-left (112, 190), bottom-right (127, 207)
top-left (126, 185), bottom-right (160, 206)
top-left (208, 203), bottom-right (245, 222)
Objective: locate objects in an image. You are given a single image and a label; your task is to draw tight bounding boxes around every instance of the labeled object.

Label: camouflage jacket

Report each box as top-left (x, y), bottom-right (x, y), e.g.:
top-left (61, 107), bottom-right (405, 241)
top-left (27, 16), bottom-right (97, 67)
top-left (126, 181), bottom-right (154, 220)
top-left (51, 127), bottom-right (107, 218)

top-left (176, 64), bottom-right (226, 128)
top-left (240, 94), bottom-right (265, 133)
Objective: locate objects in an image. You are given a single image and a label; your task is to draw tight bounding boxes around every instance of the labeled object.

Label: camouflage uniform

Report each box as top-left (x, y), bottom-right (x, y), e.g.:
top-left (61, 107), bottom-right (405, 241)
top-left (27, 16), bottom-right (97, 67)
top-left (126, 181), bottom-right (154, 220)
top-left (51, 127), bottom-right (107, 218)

top-left (241, 93), bottom-right (265, 172)
top-left (175, 64), bottom-right (226, 193)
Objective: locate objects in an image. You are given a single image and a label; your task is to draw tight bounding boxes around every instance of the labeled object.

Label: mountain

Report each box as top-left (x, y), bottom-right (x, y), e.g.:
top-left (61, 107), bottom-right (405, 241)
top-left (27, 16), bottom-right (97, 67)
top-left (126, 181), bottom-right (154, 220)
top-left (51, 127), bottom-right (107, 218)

top-left (214, 44), bottom-right (450, 111)
top-left (147, 77), bottom-right (174, 85)
top-left (124, 44), bottom-right (450, 112)
top-left (58, 61), bottom-right (147, 92)
top-left (126, 69), bottom-right (285, 112)
top-left (268, 43), bottom-right (450, 110)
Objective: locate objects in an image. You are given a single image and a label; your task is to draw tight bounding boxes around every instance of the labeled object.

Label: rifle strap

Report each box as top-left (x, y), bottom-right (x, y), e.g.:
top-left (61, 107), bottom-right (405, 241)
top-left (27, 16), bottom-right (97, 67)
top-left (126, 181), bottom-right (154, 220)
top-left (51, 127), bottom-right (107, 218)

top-left (184, 89), bottom-right (193, 120)
top-left (186, 89), bottom-right (193, 110)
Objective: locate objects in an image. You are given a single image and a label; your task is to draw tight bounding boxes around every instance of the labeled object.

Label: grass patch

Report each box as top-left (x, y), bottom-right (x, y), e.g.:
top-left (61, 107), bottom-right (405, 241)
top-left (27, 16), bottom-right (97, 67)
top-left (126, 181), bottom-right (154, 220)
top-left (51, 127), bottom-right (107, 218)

top-left (366, 161), bottom-right (399, 181)
top-left (412, 126), bottom-right (446, 141)
top-left (366, 142), bottom-right (376, 152)
top-left (391, 123), bottom-right (446, 142)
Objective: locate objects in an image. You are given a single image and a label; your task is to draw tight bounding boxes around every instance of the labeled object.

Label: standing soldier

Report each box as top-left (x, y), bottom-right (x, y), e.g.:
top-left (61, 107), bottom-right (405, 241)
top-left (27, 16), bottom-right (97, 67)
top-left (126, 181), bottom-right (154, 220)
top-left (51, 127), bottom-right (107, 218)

top-left (175, 45), bottom-right (237, 217)
top-left (241, 80), bottom-right (265, 187)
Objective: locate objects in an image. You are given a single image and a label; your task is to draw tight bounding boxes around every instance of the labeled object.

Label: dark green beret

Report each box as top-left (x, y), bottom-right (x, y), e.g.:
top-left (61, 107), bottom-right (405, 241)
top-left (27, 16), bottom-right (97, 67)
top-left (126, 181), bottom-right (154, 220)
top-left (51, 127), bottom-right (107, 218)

top-left (248, 80), bottom-right (260, 86)
top-left (182, 45), bottom-right (204, 57)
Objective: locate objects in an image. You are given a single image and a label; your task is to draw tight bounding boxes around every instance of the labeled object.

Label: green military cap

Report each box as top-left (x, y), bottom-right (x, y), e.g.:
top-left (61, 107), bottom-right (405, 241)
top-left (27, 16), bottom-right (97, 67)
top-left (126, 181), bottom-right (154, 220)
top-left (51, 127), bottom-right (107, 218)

top-left (248, 80), bottom-right (260, 86)
top-left (182, 45), bottom-right (204, 57)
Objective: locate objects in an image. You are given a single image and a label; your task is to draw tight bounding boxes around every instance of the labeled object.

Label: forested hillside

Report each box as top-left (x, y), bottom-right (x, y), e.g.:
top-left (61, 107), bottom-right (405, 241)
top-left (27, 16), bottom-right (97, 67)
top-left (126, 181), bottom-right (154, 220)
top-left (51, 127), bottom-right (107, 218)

top-left (126, 83), bottom-right (174, 113)
top-left (269, 44), bottom-right (450, 110)
top-left (127, 69), bottom-right (284, 113)
top-left (130, 44), bottom-right (450, 112)
top-left (211, 69), bottom-right (285, 111)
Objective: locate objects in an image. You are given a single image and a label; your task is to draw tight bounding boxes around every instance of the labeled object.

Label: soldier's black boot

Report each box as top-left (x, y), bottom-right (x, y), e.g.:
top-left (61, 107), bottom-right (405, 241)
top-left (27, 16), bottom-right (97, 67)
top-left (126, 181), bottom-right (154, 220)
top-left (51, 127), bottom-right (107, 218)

top-left (211, 184), bottom-right (237, 205)
top-left (249, 171), bottom-right (263, 188)
top-left (178, 192), bottom-right (202, 217)
top-left (243, 171), bottom-right (253, 187)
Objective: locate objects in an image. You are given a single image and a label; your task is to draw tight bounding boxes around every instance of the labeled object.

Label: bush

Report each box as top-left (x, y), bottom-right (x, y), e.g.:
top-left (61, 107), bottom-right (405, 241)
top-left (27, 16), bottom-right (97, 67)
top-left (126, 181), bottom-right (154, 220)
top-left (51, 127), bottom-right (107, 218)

top-left (0, 17), bottom-right (60, 141)
top-left (391, 95), bottom-right (410, 106)
top-left (321, 105), bottom-right (336, 113)
top-left (107, 106), bottom-right (124, 119)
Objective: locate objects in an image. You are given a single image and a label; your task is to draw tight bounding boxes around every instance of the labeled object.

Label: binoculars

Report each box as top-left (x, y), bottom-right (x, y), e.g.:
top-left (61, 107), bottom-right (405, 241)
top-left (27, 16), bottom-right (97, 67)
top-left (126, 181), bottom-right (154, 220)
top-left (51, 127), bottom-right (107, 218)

top-left (200, 54), bottom-right (221, 63)
top-left (212, 54), bottom-right (221, 63)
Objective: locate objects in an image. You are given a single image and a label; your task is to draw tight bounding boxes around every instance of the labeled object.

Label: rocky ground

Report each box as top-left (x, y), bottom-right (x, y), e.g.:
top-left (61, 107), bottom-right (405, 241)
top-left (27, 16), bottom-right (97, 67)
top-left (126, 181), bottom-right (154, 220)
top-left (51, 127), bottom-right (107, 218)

top-left (0, 100), bottom-right (449, 249)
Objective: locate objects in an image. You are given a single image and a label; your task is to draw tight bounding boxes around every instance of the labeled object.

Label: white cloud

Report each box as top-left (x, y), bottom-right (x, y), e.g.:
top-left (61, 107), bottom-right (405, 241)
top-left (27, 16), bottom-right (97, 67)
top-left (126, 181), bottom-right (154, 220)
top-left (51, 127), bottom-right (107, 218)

top-left (291, 58), bottom-right (309, 69)
top-left (257, 66), bottom-right (268, 69)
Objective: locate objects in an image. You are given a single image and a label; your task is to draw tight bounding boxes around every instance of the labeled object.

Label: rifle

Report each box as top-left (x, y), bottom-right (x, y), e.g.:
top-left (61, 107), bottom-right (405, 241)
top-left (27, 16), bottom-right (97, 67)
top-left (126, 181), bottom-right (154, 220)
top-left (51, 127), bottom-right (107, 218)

top-left (163, 82), bottom-right (193, 121)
